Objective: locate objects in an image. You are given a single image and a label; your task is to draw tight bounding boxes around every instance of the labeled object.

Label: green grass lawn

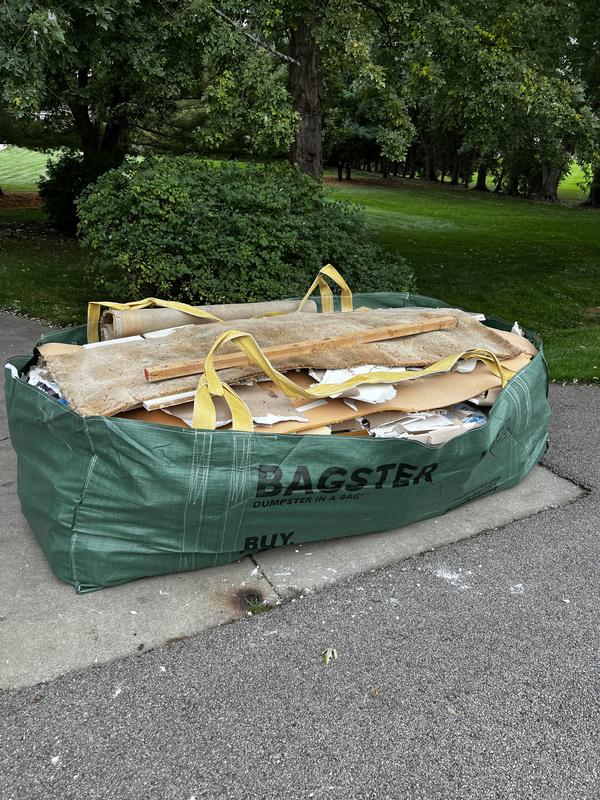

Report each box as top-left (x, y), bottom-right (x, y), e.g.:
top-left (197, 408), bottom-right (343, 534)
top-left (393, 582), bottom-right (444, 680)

top-left (0, 208), bottom-right (92, 326)
top-left (558, 162), bottom-right (589, 205)
top-left (0, 147), bottom-right (90, 325)
top-left (327, 178), bottom-right (600, 381)
top-left (0, 146), bottom-right (49, 191)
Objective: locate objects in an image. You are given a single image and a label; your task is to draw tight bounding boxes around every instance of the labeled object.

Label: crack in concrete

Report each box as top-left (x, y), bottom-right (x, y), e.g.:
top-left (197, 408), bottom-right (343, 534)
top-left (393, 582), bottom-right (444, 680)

top-left (248, 553), bottom-right (283, 602)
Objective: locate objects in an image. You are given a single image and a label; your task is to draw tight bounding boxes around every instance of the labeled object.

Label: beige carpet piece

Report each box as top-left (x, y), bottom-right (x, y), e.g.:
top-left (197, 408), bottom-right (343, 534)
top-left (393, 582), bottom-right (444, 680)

top-left (43, 308), bottom-right (524, 417)
top-left (101, 299), bottom-right (317, 339)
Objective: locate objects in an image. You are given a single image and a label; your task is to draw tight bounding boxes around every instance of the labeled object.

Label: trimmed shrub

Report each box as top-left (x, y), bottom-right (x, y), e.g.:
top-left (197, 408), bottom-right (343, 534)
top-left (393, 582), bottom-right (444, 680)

top-left (77, 157), bottom-right (414, 302)
top-left (40, 150), bottom-right (122, 234)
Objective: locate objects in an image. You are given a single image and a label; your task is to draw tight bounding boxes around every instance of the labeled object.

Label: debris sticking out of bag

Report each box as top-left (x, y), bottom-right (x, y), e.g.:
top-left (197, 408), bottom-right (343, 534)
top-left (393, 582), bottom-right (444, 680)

top-left (364, 403), bottom-right (488, 443)
top-left (32, 288), bottom-right (537, 436)
top-left (24, 263), bottom-right (538, 439)
top-left (39, 307), bottom-right (523, 419)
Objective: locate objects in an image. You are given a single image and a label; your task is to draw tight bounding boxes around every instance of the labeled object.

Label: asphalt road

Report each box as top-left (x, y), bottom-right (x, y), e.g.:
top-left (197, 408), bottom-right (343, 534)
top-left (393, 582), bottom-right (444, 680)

top-left (1, 382), bottom-right (599, 800)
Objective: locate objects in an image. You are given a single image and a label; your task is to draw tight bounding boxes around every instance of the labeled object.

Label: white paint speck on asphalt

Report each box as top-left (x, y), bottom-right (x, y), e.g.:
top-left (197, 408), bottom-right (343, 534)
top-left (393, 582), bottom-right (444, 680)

top-left (433, 566), bottom-right (471, 589)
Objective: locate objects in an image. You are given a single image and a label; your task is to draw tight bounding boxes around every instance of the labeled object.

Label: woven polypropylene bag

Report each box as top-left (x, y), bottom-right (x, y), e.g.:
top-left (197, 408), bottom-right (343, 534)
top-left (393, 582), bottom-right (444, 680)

top-left (4, 292), bottom-right (551, 592)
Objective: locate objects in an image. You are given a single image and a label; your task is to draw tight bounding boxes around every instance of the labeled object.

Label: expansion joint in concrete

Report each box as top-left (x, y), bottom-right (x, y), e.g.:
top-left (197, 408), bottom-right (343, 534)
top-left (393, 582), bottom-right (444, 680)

top-left (248, 554), bottom-right (283, 602)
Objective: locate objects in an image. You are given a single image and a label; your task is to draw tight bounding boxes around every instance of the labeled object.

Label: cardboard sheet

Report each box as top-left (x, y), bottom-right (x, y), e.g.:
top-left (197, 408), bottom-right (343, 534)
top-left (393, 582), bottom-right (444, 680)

top-left (116, 408), bottom-right (188, 428)
top-left (252, 351), bottom-right (533, 434)
top-left (297, 426), bottom-right (332, 436)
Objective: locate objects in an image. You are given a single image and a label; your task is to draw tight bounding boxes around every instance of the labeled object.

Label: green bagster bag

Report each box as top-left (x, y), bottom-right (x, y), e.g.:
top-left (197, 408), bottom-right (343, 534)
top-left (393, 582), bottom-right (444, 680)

top-left (4, 292), bottom-right (551, 593)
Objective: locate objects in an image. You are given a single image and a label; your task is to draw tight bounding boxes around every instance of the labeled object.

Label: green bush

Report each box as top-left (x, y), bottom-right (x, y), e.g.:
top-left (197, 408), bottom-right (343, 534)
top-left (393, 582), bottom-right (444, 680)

top-left (77, 157), bottom-right (414, 302)
top-left (39, 150), bottom-right (122, 234)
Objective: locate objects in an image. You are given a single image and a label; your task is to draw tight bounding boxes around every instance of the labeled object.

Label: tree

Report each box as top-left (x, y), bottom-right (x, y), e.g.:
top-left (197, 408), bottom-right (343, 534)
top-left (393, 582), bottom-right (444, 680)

top-left (571, 0), bottom-right (600, 206)
top-left (0, 1), bottom-right (302, 160)
top-left (0, 1), bottom-right (197, 166)
top-left (2, 0), bottom-right (598, 201)
top-left (335, 0), bottom-right (598, 202)
top-left (213, 0), bottom-right (413, 178)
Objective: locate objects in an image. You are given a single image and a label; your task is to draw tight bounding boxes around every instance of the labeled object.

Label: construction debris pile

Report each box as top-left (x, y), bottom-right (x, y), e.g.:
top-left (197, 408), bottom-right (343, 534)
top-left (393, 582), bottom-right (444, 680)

top-left (26, 295), bottom-right (537, 445)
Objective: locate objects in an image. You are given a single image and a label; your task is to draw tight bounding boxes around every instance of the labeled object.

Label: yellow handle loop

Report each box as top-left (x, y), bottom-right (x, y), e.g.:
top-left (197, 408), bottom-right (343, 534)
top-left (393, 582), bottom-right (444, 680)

top-left (88, 265), bottom-right (353, 341)
top-left (297, 264), bottom-right (353, 314)
top-left (191, 332), bottom-right (516, 431)
top-left (86, 298), bottom-right (223, 344)
top-left (460, 348), bottom-right (514, 385)
top-left (193, 380), bottom-right (256, 432)
top-left (192, 330), bottom-right (313, 431)
top-left (313, 348), bottom-right (514, 397)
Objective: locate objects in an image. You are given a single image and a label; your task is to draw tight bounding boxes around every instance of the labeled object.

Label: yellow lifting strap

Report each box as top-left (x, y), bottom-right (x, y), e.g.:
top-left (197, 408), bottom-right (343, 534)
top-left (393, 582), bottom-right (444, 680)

top-left (253, 264), bottom-right (354, 319)
top-left (191, 332), bottom-right (516, 432)
top-left (86, 298), bottom-right (223, 344)
top-left (87, 265), bottom-right (354, 342)
top-left (297, 263), bottom-right (353, 314)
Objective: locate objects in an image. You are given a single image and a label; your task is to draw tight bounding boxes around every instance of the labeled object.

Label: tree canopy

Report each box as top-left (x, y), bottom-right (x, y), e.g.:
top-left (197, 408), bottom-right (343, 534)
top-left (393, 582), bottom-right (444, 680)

top-left (1, 0), bottom-right (599, 203)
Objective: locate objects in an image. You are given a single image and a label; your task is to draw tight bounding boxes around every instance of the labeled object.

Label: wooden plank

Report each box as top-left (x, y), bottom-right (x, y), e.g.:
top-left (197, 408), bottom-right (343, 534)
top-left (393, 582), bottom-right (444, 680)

top-left (144, 316), bottom-right (458, 382)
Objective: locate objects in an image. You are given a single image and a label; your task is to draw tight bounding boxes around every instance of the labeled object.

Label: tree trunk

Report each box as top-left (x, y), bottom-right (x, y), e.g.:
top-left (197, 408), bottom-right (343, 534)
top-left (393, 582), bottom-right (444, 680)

top-left (68, 69), bottom-right (101, 158)
top-left (506, 173), bottom-right (520, 196)
top-left (422, 139), bottom-right (438, 181)
top-left (68, 102), bottom-right (100, 157)
top-left (462, 159), bottom-right (473, 188)
top-left (474, 162), bottom-right (489, 191)
top-left (337, 161), bottom-right (343, 181)
top-left (403, 147), bottom-right (412, 178)
top-left (493, 170), bottom-right (504, 193)
top-left (450, 156), bottom-right (460, 186)
top-left (382, 158), bottom-right (389, 179)
top-left (538, 166), bottom-right (560, 202)
top-left (98, 85), bottom-right (128, 159)
top-left (68, 100), bottom-right (125, 165)
top-left (584, 167), bottom-right (600, 207)
top-left (345, 161), bottom-right (351, 180)
top-left (409, 156), bottom-right (416, 179)
top-left (287, 22), bottom-right (322, 179)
